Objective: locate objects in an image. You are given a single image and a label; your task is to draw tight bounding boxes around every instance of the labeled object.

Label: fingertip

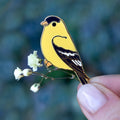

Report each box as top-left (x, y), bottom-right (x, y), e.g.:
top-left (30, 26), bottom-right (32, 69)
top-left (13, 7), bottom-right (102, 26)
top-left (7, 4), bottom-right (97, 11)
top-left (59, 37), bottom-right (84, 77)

top-left (77, 83), bottom-right (82, 91)
top-left (77, 82), bottom-right (120, 120)
top-left (90, 75), bottom-right (120, 83)
top-left (90, 75), bottom-right (120, 97)
top-left (77, 84), bottom-right (107, 114)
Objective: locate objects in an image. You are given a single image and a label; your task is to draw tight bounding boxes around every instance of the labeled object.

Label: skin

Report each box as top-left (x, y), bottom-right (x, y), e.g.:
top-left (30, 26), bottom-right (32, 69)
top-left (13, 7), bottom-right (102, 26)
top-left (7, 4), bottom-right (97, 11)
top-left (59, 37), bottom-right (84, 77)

top-left (77, 75), bottom-right (120, 120)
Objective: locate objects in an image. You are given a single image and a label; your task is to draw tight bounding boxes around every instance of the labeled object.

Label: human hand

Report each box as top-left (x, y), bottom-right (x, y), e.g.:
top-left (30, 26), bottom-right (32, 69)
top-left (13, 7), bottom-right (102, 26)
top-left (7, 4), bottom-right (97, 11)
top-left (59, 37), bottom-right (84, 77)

top-left (77, 75), bottom-right (120, 120)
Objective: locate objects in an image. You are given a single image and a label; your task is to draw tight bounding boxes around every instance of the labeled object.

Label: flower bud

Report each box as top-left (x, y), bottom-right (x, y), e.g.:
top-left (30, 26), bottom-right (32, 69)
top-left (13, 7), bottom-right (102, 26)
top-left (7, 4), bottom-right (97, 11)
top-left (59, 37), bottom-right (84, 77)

top-left (30, 83), bottom-right (40, 93)
top-left (22, 69), bottom-right (32, 76)
top-left (14, 67), bottom-right (24, 80)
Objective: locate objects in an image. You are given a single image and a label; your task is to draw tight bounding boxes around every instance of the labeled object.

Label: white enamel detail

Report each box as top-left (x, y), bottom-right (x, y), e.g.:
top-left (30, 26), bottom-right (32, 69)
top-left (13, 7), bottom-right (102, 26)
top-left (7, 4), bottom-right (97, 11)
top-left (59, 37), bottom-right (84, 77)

top-left (71, 60), bottom-right (78, 65)
top-left (58, 50), bottom-right (77, 56)
top-left (72, 60), bottom-right (82, 66)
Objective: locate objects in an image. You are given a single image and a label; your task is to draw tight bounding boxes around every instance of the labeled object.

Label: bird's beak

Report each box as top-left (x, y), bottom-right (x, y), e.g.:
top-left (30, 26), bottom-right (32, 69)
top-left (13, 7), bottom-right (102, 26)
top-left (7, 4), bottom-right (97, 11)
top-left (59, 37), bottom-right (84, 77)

top-left (40, 21), bottom-right (48, 26)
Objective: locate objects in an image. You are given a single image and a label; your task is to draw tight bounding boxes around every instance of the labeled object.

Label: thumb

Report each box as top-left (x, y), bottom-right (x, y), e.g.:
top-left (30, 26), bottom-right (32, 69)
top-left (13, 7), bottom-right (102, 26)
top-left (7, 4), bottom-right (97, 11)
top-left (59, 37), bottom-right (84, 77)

top-left (77, 83), bottom-right (120, 120)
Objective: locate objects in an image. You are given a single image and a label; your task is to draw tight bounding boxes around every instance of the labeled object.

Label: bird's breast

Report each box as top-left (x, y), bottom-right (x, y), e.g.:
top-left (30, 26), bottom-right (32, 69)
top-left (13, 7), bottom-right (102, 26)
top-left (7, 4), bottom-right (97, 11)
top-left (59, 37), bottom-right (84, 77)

top-left (41, 34), bottom-right (72, 70)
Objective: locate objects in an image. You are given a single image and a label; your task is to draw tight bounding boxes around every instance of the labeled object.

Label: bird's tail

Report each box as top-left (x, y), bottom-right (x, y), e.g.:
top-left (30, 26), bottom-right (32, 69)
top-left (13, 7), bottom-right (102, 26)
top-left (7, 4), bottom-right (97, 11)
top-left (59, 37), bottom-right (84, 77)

top-left (75, 71), bottom-right (89, 84)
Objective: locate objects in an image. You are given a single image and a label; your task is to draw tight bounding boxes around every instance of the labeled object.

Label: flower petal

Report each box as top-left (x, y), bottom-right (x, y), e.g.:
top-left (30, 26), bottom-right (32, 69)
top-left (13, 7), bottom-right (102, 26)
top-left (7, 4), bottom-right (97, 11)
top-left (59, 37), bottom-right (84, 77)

top-left (28, 51), bottom-right (43, 71)
top-left (22, 69), bottom-right (32, 76)
top-left (14, 67), bottom-right (23, 80)
top-left (30, 83), bottom-right (40, 93)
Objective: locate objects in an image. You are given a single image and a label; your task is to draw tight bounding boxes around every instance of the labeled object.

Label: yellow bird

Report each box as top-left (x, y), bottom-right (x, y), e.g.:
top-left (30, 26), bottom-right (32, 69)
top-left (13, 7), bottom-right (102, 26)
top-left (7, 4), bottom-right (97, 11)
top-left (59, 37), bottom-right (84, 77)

top-left (40, 15), bottom-right (89, 84)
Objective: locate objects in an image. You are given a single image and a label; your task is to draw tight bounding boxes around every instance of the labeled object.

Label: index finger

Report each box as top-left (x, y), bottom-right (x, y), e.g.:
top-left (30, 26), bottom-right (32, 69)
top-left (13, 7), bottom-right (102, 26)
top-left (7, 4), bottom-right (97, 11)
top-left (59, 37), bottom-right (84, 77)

top-left (90, 75), bottom-right (120, 97)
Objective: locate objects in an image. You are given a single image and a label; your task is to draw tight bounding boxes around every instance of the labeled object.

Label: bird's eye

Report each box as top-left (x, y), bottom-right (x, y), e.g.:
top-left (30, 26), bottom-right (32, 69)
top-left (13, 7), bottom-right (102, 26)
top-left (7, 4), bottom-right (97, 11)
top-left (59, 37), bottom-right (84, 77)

top-left (52, 22), bottom-right (56, 27)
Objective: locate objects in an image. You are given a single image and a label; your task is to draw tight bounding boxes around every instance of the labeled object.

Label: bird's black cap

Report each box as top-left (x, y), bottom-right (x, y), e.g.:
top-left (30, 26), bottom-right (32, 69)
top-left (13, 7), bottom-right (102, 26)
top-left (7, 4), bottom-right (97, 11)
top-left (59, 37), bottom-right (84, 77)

top-left (45, 16), bottom-right (60, 24)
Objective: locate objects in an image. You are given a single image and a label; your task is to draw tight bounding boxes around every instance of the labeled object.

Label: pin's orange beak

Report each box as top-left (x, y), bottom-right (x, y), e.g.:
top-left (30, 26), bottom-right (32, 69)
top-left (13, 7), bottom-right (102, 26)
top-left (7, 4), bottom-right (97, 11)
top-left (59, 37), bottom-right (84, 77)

top-left (40, 21), bottom-right (48, 26)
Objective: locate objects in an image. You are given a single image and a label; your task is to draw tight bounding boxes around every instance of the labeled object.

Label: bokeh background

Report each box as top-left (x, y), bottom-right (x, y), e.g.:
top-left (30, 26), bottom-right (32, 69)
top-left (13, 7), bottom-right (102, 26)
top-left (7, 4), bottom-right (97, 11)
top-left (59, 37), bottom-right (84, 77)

top-left (0, 0), bottom-right (120, 120)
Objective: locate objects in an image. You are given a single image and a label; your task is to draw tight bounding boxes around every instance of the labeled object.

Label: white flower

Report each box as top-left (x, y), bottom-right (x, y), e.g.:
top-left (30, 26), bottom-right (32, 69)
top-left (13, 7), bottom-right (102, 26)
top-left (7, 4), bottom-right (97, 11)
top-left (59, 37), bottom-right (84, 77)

top-left (14, 67), bottom-right (24, 80)
top-left (30, 83), bottom-right (40, 93)
top-left (28, 51), bottom-right (43, 71)
top-left (22, 69), bottom-right (33, 76)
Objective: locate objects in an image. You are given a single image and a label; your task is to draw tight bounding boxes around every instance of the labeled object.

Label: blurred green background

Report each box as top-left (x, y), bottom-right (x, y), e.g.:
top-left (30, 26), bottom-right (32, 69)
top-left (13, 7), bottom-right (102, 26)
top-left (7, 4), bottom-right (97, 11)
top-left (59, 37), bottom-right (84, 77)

top-left (0, 0), bottom-right (120, 120)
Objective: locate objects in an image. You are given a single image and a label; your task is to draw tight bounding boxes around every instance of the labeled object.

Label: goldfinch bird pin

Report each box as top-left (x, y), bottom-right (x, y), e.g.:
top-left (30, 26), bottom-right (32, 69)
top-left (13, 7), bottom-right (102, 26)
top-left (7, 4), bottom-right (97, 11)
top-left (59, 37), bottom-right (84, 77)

top-left (40, 15), bottom-right (89, 84)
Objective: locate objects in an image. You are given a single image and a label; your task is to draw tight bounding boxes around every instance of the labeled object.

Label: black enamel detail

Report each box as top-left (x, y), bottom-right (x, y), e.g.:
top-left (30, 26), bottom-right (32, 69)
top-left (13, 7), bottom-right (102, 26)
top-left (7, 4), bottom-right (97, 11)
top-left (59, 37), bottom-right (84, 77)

top-left (52, 22), bottom-right (56, 27)
top-left (52, 35), bottom-right (89, 84)
top-left (46, 16), bottom-right (60, 24)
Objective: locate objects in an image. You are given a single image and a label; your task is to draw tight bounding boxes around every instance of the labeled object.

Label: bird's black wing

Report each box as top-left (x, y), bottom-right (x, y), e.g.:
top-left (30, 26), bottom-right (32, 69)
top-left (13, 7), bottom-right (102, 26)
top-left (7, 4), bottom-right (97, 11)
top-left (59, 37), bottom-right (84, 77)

top-left (52, 42), bottom-right (89, 84)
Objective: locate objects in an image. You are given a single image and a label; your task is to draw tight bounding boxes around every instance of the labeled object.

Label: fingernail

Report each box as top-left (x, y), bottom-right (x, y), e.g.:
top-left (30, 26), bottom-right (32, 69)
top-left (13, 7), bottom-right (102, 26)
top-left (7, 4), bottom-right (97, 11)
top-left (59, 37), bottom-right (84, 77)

top-left (77, 84), bottom-right (107, 113)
